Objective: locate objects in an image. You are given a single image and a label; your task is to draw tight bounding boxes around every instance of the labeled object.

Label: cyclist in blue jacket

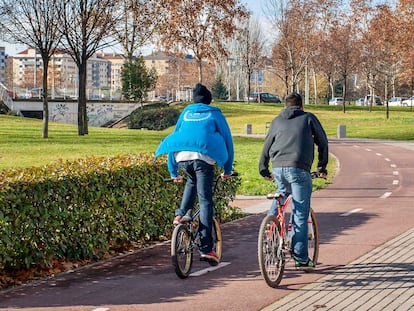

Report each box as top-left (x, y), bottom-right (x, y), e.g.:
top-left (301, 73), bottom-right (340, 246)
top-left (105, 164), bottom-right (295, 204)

top-left (155, 83), bottom-right (234, 264)
top-left (259, 92), bottom-right (328, 271)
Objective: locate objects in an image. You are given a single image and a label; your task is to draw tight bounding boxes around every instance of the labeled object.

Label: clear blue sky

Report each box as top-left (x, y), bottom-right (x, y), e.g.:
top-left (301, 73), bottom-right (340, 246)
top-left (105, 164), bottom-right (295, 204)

top-left (242, 0), bottom-right (263, 15)
top-left (2, 1), bottom-right (263, 56)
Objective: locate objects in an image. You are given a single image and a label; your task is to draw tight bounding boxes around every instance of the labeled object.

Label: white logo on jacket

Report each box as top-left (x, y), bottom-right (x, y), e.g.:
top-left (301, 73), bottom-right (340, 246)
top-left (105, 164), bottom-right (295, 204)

top-left (183, 111), bottom-right (212, 121)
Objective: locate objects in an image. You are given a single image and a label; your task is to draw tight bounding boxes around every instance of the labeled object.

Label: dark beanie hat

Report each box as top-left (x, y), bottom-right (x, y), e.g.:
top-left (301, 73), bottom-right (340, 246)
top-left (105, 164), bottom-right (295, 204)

top-left (193, 83), bottom-right (212, 105)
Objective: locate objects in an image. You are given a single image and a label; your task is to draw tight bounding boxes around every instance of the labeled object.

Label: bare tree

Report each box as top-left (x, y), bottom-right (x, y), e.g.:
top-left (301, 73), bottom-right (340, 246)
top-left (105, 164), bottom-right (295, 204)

top-left (159, 0), bottom-right (247, 83)
top-left (396, 0), bottom-right (414, 102)
top-left (113, 0), bottom-right (163, 61)
top-left (267, 0), bottom-right (340, 98)
top-left (350, 0), bottom-right (385, 111)
top-left (331, 22), bottom-right (358, 112)
top-left (58, 0), bottom-right (121, 135)
top-left (370, 4), bottom-right (401, 118)
top-left (266, 0), bottom-right (316, 93)
top-left (0, 0), bottom-right (62, 138)
top-left (240, 16), bottom-right (266, 102)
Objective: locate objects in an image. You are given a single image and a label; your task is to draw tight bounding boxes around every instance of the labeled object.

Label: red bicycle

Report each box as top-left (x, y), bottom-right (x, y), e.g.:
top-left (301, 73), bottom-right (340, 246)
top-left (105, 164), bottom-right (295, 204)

top-left (257, 172), bottom-right (321, 287)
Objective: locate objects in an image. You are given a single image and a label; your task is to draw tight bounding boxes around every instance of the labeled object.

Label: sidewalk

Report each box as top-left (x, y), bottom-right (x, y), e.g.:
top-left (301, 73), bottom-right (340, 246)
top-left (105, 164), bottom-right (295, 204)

top-left (262, 227), bottom-right (414, 310)
top-left (233, 197), bottom-right (414, 311)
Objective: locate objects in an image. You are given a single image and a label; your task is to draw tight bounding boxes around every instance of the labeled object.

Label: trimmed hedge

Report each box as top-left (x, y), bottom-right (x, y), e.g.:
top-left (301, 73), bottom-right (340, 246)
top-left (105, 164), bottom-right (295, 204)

top-left (0, 154), bottom-right (241, 270)
top-left (128, 104), bottom-right (180, 130)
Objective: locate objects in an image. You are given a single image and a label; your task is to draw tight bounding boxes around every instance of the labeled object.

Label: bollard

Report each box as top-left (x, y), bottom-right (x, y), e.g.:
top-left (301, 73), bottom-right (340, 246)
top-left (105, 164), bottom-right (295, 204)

top-left (244, 124), bottom-right (252, 135)
top-left (337, 125), bottom-right (346, 138)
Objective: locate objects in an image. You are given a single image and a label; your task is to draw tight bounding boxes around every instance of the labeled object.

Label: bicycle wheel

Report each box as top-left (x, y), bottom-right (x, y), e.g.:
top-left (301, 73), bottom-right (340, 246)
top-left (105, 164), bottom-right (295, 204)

top-left (308, 208), bottom-right (319, 265)
top-left (209, 218), bottom-right (222, 266)
top-left (171, 224), bottom-right (193, 279)
top-left (258, 215), bottom-right (285, 287)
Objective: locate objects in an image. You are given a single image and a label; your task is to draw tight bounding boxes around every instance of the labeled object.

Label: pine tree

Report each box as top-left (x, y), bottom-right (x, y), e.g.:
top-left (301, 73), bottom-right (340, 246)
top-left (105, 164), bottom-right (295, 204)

top-left (121, 56), bottom-right (158, 102)
top-left (211, 75), bottom-right (228, 101)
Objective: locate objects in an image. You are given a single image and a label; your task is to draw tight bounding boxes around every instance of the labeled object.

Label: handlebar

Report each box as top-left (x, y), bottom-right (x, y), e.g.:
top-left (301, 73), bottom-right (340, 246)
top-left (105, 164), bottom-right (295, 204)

top-left (264, 171), bottom-right (326, 181)
top-left (164, 171), bottom-right (239, 183)
top-left (310, 171), bottom-right (327, 179)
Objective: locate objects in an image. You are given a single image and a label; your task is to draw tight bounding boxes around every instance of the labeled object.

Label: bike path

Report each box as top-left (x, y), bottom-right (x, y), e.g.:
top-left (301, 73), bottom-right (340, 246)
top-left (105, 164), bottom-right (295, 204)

top-left (257, 139), bottom-right (414, 310)
top-left (1, 139), bottom-right (414, 310)
top-left (261, 226), bottom-right (414, 310)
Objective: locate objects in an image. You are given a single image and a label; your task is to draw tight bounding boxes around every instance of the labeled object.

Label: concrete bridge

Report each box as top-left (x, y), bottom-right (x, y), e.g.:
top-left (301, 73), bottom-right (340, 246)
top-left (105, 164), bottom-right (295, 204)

top-left (0, 85), bottom-right (141, 127)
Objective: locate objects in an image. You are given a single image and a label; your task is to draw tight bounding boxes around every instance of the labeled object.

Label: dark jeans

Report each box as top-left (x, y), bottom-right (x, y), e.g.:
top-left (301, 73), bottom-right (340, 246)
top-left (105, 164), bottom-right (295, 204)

top-left (176, 160), bottom-right (215, 253)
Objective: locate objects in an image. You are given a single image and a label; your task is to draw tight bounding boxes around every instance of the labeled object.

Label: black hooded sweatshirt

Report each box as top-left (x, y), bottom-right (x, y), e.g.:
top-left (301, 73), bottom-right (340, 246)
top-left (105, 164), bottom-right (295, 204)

top-left (259, 106), bottom-right (329, 178)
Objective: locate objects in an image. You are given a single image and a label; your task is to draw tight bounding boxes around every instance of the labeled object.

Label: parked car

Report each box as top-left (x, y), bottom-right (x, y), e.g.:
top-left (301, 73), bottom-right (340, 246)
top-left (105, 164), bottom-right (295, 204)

top-left (356, 98), bottom-right (364, 106)
top-left (402, 96), bottom-right (414, 106)
top-left (329, 97), bottom-right (344, 105)
top-left (364, 95), bottom-right (382, 106)
top-left (248, 92), bottom-right (281, 103)
top-left (387, 97), bottom-right (404, 106)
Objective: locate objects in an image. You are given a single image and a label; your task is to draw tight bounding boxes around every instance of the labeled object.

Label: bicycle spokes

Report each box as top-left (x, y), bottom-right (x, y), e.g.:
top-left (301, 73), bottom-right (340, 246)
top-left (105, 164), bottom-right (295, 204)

top-left (258, 215), bottom-right (285, 287)
top-left (171, 225), bottom-right (193, 279)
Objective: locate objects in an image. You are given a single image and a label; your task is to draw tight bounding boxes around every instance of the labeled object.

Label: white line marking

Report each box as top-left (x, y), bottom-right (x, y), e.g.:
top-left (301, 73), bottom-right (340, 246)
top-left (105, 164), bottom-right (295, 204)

top-left (92, 308), bottom-right (109, 311)
top-left (376, 153), bottom-right (382, 156)
top-left (190, 262), bottom-right (231, 277)
top-left (393, 171), bottom-right (399, 175)
top-left (366, 148), bottom-right (372, 151)
top-left (393, 180), bottom-right (399, 185)
top-left (384, 158), bottom-right (391, 162)
top-left (390, 164), bottom-right (397, 168)
top-left (380, 192), bottom-right (392, 199)
top-left (340, 209), bottom-right (363, 217)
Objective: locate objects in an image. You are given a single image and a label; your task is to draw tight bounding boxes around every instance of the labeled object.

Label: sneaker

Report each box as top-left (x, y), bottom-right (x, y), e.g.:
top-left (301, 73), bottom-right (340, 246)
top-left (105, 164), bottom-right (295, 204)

top-left (173, 215), bottom-right (182, 225)
top-left (200, 251), bottom-right (220, 264)
top-left (295, 259), bottom-right (315, 272)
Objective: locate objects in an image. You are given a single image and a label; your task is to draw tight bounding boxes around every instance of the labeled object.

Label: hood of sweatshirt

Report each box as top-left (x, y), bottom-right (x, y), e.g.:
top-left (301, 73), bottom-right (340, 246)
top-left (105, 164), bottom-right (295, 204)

top-left (279, 106), bottom-right (304, 119)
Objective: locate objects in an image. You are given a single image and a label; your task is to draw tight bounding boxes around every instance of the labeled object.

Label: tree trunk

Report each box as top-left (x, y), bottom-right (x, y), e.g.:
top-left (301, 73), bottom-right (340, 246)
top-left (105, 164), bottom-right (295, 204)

top-left (313, 70), bottom-right (318, 105)
top-left (41, 57), bottom-right (49, 139)
top-left (197, 59), bottom-right (203, 83)
top-left (77, 59), bottom-right (88, 136)
top-left (385, 79), bottom-right (389, 120)
top-left (342, 74), bottom-right (347, 113)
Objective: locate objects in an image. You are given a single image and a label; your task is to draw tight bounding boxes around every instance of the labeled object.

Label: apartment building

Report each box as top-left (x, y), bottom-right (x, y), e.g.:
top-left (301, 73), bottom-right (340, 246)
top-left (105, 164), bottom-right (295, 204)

top-left (144, 51), bottom-right (170, 76)
top-left (5, 47), bottom-right (207, 101)
top-left (98, 52), bottom-right (125, 100)
top-left (11, 48), bottom-right (112, 99)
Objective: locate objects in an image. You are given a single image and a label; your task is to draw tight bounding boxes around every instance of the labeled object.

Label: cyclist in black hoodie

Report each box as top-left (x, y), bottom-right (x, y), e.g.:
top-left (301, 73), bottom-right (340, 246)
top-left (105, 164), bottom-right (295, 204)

top-left (259, 92), bottom-right (328, 271)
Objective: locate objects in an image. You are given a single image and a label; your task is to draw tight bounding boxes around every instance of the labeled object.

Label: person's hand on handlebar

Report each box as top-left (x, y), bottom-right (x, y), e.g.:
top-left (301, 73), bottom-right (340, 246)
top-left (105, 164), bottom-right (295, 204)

top-left (263, 174), bottom-right (274, 181)
top-left (318, 172), bottom-right (327, 179)
top-left (172, 175), bottom-right (184, 183)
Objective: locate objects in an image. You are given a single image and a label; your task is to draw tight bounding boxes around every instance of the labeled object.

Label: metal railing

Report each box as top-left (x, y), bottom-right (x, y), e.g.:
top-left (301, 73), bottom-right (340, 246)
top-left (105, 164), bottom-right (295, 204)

top-left (0, 82), bottom-right (18, 113)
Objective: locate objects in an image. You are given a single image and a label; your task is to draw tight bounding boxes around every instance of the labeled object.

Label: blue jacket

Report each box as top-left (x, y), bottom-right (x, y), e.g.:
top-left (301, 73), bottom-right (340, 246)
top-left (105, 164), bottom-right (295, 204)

top-left (155, 103), bottom-right (234, 177)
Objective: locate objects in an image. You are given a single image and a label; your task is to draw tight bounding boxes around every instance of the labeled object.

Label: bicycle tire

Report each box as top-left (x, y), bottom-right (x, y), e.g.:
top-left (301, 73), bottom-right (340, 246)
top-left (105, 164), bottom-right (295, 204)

top-left (209, 218), bottom-right (222, 266)
top-left (308, 208), bottom-right (319, 266)
top-left (258, 215), bottom-right (285, 287)
top-left (171, 224), bottom-right (193, 279)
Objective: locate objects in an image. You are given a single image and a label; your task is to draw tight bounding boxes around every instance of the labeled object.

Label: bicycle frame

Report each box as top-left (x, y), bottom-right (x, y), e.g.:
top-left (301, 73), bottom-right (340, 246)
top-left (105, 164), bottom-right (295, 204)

top-left (168, 171), bottom-right (238, 278)
top-left (258, 172), bottom-right (321, 287)
top-left (267, 193), bottom-right (315, 254)
top-left (267, 193), bottom-right (292, 247)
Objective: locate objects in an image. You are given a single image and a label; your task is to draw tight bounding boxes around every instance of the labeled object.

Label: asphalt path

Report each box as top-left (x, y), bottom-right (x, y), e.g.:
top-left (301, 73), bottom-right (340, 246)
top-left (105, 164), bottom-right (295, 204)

top-left (1, 139), bottom-right (414, 311)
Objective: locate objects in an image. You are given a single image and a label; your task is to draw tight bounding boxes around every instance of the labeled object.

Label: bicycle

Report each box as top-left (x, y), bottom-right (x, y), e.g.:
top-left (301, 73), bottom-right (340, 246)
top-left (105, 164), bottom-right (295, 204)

top-left (166, 172), bottom-right (238, 279)
top-left (258, 172), bottom-right (321, 288)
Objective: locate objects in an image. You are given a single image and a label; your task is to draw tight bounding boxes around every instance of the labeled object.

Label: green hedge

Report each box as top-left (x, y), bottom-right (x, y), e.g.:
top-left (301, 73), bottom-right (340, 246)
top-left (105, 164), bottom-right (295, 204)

top-left (128, 104), bottom-right (180, 130)
top-left (0, 154), bottom-right (241, 270)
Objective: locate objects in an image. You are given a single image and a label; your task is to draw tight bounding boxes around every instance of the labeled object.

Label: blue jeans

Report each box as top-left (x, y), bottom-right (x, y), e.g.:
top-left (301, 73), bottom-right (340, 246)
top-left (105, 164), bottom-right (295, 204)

top-left (268, 167), bottom-right (312, 263)
top-left (176, 160), bottom-right (215, 253)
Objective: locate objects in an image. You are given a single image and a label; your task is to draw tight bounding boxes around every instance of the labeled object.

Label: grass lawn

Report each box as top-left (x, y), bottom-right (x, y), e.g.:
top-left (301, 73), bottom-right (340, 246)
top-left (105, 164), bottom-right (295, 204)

top-left (1, 102), bottom-right (413, 195)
